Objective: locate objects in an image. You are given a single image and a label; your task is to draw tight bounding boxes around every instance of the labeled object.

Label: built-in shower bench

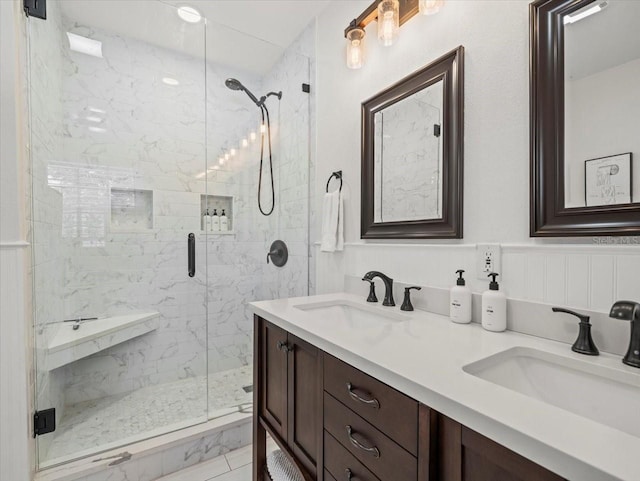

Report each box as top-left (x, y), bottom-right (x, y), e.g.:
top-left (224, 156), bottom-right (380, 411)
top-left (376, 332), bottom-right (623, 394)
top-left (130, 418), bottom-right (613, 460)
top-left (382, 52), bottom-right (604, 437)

top-left (46, 311), bottom-right (159, 370)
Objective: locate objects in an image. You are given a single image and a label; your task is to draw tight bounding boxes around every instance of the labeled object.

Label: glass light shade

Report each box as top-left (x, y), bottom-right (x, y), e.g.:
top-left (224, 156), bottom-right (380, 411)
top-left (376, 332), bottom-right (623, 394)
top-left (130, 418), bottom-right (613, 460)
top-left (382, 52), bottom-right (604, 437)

top-left (346, 27), bottom-right (365, 69)
top-left (419, 0), bottom-right (444, 16)
top-left (377, 0), bottom-right (399, 47)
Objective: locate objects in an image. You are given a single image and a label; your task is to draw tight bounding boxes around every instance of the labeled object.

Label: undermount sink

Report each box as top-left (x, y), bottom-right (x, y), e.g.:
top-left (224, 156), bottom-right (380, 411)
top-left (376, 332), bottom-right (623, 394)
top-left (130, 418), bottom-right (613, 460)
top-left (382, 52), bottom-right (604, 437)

top-left (293, 299), bottom-right (409, 328)
top-left (464, 347), bottom-right (640, 438)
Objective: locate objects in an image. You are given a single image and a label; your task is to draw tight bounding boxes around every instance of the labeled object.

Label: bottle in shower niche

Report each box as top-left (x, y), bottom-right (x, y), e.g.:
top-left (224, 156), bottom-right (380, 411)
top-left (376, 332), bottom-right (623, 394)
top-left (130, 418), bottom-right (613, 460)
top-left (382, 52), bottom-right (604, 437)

top-left (203, 208), bottom-right (210, 231)
top-left (210, 208), bottom-right (220, 232)
top-left (450, 269), bottom-right (472, 324)
top-left (220, 209), bottom-right (228, 232)
top-left (482, 272), bottom-right (507, 332)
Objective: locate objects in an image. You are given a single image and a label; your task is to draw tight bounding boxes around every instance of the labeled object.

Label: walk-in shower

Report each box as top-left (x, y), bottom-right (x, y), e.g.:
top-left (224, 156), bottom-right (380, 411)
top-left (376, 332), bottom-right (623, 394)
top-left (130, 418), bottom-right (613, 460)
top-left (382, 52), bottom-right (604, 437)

top-left (27, 0), bottom-right (311, 471)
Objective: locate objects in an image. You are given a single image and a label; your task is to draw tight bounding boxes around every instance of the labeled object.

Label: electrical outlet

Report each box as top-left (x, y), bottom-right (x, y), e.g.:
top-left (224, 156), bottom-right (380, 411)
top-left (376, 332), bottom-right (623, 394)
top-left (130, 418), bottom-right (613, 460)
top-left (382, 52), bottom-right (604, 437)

top-left (476, 244), bottom-right (501, 280)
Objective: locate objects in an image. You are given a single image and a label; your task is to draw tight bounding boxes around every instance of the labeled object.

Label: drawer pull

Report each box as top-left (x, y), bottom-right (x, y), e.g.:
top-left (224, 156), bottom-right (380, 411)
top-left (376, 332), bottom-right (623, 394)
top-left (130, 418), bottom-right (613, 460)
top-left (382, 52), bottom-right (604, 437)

top-left (346, 425), bottom-right (380, 458)
top-left (346, 383), bottom-right (380, 409)
top-left (277, 340), bottom-right (292, 352)
top-left (345, 468), bottom-right (353, 480)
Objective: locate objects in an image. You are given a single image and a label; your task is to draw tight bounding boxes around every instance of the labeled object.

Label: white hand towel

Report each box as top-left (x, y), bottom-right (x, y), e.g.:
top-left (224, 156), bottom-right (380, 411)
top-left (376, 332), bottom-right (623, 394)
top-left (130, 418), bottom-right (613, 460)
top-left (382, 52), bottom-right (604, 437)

top-left (320, 190), bottom-right (344, 252)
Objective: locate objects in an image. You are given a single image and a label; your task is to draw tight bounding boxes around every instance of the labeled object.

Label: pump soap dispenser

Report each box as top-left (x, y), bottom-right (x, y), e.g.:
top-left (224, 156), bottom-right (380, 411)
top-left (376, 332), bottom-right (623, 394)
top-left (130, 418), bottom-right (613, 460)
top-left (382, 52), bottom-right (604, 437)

top-left (450, 270), bottom-right (472, 324)
top-left (482, 272), bottom-right (507, 332)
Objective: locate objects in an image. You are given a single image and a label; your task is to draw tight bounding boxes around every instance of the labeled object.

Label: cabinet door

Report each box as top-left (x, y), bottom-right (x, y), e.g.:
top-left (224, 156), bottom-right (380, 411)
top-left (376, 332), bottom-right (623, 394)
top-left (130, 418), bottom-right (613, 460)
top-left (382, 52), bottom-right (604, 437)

top-left (287, 333), bottom-right (322, 478)
top-left (438, 415), bottom-right (566, 481)
top-left (259, 320), bottom-right (288, 441)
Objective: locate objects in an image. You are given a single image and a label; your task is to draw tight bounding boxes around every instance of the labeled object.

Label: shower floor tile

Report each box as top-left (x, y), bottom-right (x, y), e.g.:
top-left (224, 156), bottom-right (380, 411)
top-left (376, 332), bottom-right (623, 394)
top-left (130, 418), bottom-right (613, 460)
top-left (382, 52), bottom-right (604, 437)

top-left (42, 366), bottom-right (253, 466)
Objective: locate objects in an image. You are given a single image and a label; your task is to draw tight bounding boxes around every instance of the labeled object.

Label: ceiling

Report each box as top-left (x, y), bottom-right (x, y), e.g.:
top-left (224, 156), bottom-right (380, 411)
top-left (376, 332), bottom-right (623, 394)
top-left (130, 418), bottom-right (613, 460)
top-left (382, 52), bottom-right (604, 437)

top-left (59, 0), bottom-right (330, 75)
top-left (565, 0), bottom-right (640, 80)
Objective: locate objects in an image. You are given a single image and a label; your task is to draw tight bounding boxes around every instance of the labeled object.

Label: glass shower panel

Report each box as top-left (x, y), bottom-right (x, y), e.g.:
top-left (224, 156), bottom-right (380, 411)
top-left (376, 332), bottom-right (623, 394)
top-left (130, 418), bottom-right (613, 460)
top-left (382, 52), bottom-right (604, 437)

top-left (29, 0), bottom-right (208, 467)
top-left (204, 20), bottom-right (311, 419)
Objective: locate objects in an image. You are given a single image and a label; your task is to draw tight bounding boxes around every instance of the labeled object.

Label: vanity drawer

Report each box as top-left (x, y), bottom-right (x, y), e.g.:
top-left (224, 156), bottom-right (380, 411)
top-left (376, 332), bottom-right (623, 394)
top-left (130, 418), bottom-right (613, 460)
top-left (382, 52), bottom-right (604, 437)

top-left (324, 354), bottom-right (418, 455)
top-left (324, 431), bottom-right (380, 481)
top-left (324, 392), bottom-right (416, 481)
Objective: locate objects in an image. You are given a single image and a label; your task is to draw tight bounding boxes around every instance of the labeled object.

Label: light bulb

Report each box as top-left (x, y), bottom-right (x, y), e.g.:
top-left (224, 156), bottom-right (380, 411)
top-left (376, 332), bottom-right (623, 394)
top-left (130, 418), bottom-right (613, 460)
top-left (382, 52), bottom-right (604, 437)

top-left (250, 131), bottom-right (257, 141)
top-left (377, 0), bottom-right (399, 47)
top-left (419, 0), bottom-right (444, 15)
top-left (242, 138), bottom-right (248, 148)
top-left (346, 27), bottom-right (365, 69)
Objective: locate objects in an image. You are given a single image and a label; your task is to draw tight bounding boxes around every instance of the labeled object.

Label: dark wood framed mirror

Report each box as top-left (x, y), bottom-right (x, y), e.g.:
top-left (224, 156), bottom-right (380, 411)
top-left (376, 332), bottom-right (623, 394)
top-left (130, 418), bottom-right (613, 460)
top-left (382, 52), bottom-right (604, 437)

top-left (361, 46), bottom-right (464, 239)
top-left (530, 0), bottom-right (640, 237)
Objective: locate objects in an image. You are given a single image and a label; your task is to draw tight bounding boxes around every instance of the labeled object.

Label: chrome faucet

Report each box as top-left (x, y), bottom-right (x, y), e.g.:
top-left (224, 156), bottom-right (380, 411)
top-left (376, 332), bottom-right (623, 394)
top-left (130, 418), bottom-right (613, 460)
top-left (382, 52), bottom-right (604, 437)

top-left (362, 271), bottom-right (394, 306)
top-left (609, 300), bottom-right (640, 368)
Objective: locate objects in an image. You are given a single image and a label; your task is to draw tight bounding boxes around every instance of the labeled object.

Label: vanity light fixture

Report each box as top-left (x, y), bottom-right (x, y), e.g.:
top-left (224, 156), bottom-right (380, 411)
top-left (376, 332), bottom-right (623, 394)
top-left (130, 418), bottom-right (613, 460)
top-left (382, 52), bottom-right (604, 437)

top-left (346, 23), bottom-right (366, 69)
top-left (177, 6), bottom-right (202, 24)
top-left (419, 0), bottom-right (445, 16)
top-left (563, 1), bottom-right (608, 24)
top-left (378, 0), bottom-right (399, 46)
top-left (344, 0), bottom-right (442, 68)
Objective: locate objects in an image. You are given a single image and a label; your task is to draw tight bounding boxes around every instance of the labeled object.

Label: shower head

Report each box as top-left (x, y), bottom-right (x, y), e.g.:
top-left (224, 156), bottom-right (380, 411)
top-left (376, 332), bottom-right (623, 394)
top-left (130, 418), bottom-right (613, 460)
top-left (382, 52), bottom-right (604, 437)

top-left (225, 78), bottom-right (261, 107)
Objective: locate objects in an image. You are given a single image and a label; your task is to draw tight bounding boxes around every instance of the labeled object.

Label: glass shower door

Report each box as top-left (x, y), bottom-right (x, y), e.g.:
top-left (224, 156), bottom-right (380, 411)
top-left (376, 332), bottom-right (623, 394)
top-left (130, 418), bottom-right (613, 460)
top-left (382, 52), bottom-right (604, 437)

top-left (28, 0), bottom-right (209, 468)
top-left (204, 20), bottom-right (311, 419)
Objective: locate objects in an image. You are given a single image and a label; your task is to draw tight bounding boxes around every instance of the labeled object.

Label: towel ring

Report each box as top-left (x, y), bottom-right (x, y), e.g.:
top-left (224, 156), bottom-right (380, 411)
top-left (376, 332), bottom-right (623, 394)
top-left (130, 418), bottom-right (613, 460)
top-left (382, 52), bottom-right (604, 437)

top-left (326, 171), bottom-right (343, 193)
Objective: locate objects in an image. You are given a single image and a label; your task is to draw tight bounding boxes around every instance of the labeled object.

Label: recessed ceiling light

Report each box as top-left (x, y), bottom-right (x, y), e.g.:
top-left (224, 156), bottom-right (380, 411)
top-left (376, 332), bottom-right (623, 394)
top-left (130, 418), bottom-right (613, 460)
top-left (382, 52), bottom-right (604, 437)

top-left (67, 32), bottom-right (103, 58)
top-left (177, 6), bottom-right (202, 23)
top-left (162, 77), bottom-right (180, 86)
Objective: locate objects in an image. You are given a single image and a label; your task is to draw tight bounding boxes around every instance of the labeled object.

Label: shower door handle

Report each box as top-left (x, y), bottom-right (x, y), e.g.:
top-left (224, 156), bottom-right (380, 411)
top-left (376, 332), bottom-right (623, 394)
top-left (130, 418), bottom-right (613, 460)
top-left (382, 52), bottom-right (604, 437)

top-left (188, 233), bottom-right (195, 277)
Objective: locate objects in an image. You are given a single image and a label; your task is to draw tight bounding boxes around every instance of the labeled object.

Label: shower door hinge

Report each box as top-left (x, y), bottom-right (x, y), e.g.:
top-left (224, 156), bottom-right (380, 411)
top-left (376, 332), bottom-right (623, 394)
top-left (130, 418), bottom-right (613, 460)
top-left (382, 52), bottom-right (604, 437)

top-left (433, 124), bottom-right (441, 138)
top-left (24, 0), bottom-right (47, 19)
top-left (302, 83), bottom-right (311, 93)
top-left (33, 408), bottom-right (56, 437)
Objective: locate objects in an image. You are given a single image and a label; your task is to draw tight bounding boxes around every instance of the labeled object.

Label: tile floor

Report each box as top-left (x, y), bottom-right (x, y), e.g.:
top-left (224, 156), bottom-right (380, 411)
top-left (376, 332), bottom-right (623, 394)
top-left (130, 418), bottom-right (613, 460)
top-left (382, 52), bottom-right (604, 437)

top-left (43, 366), bottom-right (253, 465)
top-left (157, 439), bottom-right (278, 481)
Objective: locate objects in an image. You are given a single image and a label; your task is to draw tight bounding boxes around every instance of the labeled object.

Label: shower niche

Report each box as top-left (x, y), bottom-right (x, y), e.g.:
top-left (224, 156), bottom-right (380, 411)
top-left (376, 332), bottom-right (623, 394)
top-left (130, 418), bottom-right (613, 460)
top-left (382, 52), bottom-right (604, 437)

top-left (110, 188), bottom-right (154, 232)
top-left (201, 194), bottom-right (234, 233)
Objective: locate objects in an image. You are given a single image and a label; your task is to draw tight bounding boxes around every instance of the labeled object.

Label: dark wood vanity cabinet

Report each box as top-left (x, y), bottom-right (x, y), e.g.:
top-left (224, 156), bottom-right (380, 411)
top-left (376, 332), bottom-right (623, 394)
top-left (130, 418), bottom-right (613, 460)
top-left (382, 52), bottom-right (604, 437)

top-left (255, 317), bottom-right (322, 481)
top-left (254, 316), bottom-right (564, 481)
top-left (438, 415), bottom-right (566, 481)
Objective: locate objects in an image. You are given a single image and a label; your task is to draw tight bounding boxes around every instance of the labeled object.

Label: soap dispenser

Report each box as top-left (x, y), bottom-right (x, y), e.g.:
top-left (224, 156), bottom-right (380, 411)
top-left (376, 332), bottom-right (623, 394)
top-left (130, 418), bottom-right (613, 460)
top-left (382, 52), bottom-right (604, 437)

top-left (211, 208), bottom-right (220, 232)
top-left (482, 273), bottom-right (507, 332)
top-left (450, 270), bottom-right (472, 324)
top-left (220, 209), bottom-right (228, 232)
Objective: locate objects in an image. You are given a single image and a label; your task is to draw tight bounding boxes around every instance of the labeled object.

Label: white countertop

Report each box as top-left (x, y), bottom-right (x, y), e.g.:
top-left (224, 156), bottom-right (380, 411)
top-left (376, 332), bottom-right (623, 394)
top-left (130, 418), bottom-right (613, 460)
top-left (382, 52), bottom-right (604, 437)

top-left (250, 293), bottom-right (640, 481)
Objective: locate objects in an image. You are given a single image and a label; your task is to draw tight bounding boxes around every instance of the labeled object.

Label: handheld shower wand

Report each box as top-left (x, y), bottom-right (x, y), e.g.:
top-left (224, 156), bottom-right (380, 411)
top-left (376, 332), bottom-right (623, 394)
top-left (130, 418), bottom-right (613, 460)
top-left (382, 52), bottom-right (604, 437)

top-left (225, 78), bottom-right (282, 216)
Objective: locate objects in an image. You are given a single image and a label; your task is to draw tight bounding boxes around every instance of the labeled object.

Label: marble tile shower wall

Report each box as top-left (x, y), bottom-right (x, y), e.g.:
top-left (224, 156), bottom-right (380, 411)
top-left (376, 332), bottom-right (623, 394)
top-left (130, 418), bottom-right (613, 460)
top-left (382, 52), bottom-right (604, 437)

top-left (205, 30), bottom-right (313, 374)
top-left (28, 0), bottom-right (67, 458)
top-left (57, 20), bottom-right (211, 405)
top-left (264, 31), bottom-right (311, 301)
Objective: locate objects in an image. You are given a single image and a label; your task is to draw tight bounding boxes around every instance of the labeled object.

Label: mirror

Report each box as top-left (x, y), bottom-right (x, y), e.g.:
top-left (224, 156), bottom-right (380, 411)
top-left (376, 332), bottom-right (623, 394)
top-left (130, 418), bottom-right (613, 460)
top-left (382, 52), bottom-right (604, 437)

top-left (531, 0), bottom-right (640, 236)
top-left (373, 80), bottom-right (444, 223)
top-left (362, 47), bottom-right (464, 239)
